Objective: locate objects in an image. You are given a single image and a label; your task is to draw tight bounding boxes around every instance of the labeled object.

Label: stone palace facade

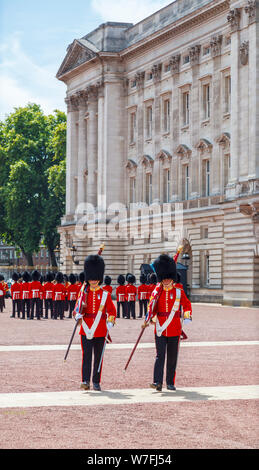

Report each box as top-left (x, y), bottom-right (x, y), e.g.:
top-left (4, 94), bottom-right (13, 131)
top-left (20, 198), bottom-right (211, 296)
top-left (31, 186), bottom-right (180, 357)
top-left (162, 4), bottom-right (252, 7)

top-left (57, 0), bottom-right (259, 306)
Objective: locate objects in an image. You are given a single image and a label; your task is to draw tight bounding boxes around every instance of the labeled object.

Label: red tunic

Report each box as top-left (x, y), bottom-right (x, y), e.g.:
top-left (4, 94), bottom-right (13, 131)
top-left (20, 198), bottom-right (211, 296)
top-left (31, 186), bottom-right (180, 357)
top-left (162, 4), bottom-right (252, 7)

top-left (103, 285), bottom-right (113, 295)
top-left (66, 284), bottom-right (80, 301)
top-left (21, 282), bottom-right (31, 300)
top-left (11, 282), bottom-right (21, 300)
top-left (53, 283), bottom-right (67, 301)
top-left (30, 281), bottom-right (43, 299)
top-left (79, 287), bottom-right (116, 338)
top-left (125, 284), bottom-right (137, 301)
top-left (146, 283), bottom-right (192, 337)
top-left (43, 282), bottom-right (55, 300)
top-left (137, 284), bottom-right (149, 300)
top-left (116, 285), bottom-right (126, 302)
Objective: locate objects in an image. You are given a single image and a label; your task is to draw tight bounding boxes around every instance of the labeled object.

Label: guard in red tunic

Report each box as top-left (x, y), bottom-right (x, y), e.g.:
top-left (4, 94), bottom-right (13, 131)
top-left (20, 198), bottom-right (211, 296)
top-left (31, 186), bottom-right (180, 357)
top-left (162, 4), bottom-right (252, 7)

top-left (30, 270), bottom-right (43, 320)
top-left (116, 274), bottom-right (127, 318)
top-left (103, 276), bottom-right (113, 295)
top-left (53, 272), bottom-right (67, 319)
top-left (10, 272), bottom-right (21, 318)
top-left (73, 255), bottom-right (116, 391)
top-left (126, 274), bottom-right (137, 319)
top-left (43, 272), bottom-right (55, 319)
top-left (137, 273), bottom-right (149, 318)
top-left (67, 273), bottom-right (80, 318)
top-left (143, 254), bottom-right (192, 391)
top-left (21, 271), bottom-right (31, 319)
top-left (0, 275), bottom-right (6, 313)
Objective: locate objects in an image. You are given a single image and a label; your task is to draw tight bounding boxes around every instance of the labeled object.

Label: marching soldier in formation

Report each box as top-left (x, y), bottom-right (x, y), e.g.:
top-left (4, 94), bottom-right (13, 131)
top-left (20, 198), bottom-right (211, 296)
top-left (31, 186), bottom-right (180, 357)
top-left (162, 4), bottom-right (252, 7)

top-left (137, 273), bottom-right (149, 319)
top-left (73, 254), bottom-right (117, 391)
top-left (142, 254), bottom-right (192, 392)
top-left (116, 274), bottom-right (127, 318)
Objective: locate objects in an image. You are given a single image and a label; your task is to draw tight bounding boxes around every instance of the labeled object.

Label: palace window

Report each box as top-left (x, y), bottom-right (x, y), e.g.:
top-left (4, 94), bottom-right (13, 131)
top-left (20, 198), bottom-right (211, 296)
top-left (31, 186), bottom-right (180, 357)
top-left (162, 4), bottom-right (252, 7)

top-left (182, 91), bottom-right (190, 126)
top-left (202, 160), bottom-right (210, 196)
top-left (203, 84), bottom-right (211, 120)
top-left (182, 164), bottom-right (190, 200)
top-left (224, 75), bottom-right (231, 114)
top-left (163, 99), bottom-right (170, 133)
top-left (145, 173), bottom-right (152, 205)
top-left (146, 106), bottom-right (153, 139)
top-left (163, 168), bottom-right (171, 203)
top-left (129, 177), bottom-right (136, 204)
top-left (129, 112), bottom-right (137, 144)
top-left (205, 254), bottom-right (210, 285)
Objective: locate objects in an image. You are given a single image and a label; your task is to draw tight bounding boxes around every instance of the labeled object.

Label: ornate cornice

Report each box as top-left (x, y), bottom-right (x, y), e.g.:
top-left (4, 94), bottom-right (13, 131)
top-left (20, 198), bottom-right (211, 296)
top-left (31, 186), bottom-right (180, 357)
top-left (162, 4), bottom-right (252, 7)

top-left (120, 1), bottom-right (230, 60)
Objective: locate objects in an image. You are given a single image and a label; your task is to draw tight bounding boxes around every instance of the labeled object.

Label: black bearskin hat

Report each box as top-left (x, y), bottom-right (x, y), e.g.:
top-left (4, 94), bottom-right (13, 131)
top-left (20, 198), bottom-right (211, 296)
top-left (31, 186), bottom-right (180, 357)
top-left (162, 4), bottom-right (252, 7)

top-left (55, 272), bottom-right (64, 283)
top-left (84, 255), bottom-right (105, 284)
top-left (32, 270), bottom-right (40, 281)
top-left (153, 254), bottom-right (177, 282)
top-left (126, 273), bottom-right (132, 282)
top-left (177, 272), bottom-right (181, 283)
top-left (104, 275), bottom-right (112, 285)
top-left (22, 271), bottom-right (30, 283)
top-left (12, 272), bottom-right (19, 282)
top-left (79, 272), bottom-right (85, 283)
top-left (69, 273), bottom-right (76, 285)
top-left (117, 274), bottom-right (125, 285)
top-left (140, 273), bottom-right (147, 284)
top-left (149, 272), bottom-right (157, 284)
top-left (127, 274), bottom-right (136, 284)
top-left (46, 272), bottom-right (54, 282)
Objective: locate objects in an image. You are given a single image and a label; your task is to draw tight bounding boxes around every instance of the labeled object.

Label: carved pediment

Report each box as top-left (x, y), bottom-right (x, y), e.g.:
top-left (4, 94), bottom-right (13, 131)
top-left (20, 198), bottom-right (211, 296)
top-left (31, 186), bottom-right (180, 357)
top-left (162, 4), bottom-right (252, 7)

top-left (57, 39), bottom-right (99, 78)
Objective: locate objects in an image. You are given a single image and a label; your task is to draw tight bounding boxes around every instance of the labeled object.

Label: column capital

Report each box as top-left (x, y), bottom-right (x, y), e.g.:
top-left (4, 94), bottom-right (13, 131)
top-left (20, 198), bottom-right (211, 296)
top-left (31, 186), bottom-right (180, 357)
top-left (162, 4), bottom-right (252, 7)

top-left (210, 34), bottom-right (223, 58)
top-left (65, 94), bottom-right (79, 112)
top-left (169, 54), bottom-right (181, 75)
top-left (188, 44), bottom-right (201, 66)
top-left (245, 1), bottom-right (257, 24)
top-left (227, 8), bottom-right (241, 32)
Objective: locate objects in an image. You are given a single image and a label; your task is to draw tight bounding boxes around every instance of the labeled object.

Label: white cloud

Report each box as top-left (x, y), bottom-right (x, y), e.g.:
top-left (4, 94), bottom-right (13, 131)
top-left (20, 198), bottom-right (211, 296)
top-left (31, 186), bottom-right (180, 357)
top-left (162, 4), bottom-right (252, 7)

top-left (0, 33), bottom-right (66, 120)
top-left (91, 0), bottom-right (171, 24)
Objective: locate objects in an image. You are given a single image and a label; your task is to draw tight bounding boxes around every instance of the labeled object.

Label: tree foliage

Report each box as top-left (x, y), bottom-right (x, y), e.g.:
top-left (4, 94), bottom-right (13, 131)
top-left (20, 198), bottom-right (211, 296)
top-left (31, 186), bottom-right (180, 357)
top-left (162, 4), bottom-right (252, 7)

top-left (0, 103), bottom-right (66, 266)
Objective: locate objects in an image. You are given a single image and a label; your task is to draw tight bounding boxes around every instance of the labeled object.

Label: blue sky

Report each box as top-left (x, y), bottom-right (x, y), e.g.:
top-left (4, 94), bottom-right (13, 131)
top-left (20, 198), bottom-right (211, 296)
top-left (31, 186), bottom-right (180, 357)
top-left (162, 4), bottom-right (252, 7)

top-left (0, 0), bottom-right (170, 120)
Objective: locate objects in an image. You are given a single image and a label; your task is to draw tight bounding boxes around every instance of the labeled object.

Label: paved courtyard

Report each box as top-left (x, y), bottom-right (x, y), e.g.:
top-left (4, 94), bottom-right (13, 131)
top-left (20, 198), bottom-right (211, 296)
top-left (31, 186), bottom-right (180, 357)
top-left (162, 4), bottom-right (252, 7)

top-left (0, 299), bottom-right (258, 450)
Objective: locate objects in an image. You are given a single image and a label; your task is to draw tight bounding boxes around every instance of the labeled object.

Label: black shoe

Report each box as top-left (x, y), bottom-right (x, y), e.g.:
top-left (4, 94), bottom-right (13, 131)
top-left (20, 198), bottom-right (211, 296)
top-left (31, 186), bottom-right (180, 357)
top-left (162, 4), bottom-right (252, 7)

top-left (167, 384), bottom-right (176, 391)
top-left (156, 383), bottom-right (162, 391)
top-left (150, 382), bottom-right (158, 389)
top-left (93, 383), bottom-right (101, 391)
top-left (80, 382), bottom-right (90, 390)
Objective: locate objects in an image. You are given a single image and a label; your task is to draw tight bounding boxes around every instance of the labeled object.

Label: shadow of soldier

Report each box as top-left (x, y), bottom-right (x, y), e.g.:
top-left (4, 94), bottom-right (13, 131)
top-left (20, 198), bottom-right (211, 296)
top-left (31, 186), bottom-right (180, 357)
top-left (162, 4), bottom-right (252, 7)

top-left (159, 388), bottom-right (213, 401)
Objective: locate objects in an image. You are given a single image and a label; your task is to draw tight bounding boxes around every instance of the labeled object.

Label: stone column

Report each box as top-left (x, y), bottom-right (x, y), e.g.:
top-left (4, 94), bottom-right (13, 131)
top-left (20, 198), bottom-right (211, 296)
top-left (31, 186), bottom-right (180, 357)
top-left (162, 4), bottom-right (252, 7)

top-left (152, 63), bottom-right (162, 204)
top-left (189, 45), bottom-right (201, 199)
top-left (210, 34), bottom-right (223, 195)
top-left (226, 8), bottom-right (241, 197)
top-left (170, 54), bottom-right (181, 201)
top-left (86, 85), bottom-right (98, 208)
top-left (97, 80), bottom-right (106, 212)
top-left (76, 90), bottom-right (88, 209)
top-left (245, 1), bottom-right (258, 179)
top-left (65, 94), bottom-right (79, 215)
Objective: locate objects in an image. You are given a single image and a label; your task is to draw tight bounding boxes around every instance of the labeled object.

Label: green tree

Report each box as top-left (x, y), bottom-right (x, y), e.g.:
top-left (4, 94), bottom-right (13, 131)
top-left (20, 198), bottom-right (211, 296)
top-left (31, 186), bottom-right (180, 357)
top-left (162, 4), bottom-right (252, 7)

top-left (0, 103), bottom-right (66, 267)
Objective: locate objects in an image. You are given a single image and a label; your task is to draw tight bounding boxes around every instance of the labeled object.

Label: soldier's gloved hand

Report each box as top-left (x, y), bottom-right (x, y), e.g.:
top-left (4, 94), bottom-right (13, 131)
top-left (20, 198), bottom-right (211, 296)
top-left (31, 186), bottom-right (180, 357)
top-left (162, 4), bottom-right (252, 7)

top-left (107, 321), bottom-right (114, 331)
top-left (75, 313), bottom-right (83, 321)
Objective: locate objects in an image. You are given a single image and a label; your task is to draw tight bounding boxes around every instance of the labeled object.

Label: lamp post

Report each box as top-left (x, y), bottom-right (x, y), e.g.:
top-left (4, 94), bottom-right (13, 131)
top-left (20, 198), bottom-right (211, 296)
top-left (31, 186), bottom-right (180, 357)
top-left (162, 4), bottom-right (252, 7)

top-left (181, 253), bottom-right (190, 297)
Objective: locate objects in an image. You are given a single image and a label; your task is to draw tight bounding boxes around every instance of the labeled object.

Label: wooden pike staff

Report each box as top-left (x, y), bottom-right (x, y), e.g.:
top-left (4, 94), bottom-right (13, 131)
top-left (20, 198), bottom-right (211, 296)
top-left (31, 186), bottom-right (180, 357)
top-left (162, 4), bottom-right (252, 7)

top-left (64, 243), bottom-right (105, 362)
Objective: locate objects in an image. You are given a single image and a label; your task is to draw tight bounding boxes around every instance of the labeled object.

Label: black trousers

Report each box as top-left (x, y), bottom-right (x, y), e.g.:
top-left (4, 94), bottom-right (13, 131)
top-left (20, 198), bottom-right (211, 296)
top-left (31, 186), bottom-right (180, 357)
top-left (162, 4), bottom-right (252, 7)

top-left (12, 299), bottom-right (21, 317)
top-left (68, 300), bottom-right (76, 318)
top-left (44, 299), bottom-right (53, 318)
top-left (31, 298), bottom-right (41, 319)
top-left (81, 335), bottom-right (105, 384)
top-left (127, 300), bottom-right (136, 319)
top-left (138, 299), bottom-right (148, 318)
top-left (117, 301), bottom-right (127, 318)
top-left (0, 296), bottom-right (4, 312)
top-left (154, 335), bottom-right (180, 386)
top-left (22, 299), bottom-right (31, 319)
top-left (54, 300), bottom-right (64, 319)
